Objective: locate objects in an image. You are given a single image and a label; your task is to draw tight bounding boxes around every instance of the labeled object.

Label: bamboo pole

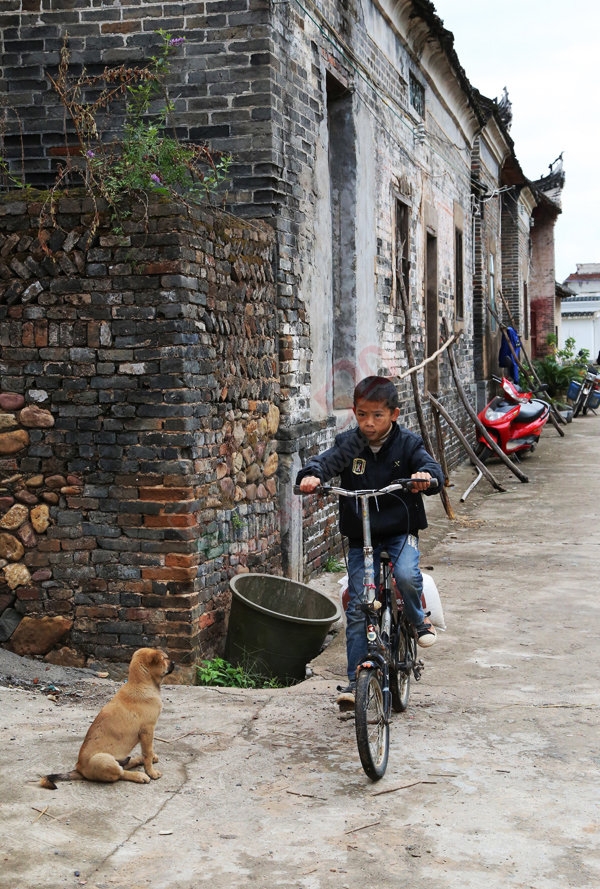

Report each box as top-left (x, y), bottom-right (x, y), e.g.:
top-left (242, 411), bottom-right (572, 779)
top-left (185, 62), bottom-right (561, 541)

top-left (432, 405), bottom-right (450, 484)
top-left (428, 394), bottom-right (506, 493)
top-left (398, 281), bottom-right (455, 519)
top-left (396, 333), bottom-right (459, 380)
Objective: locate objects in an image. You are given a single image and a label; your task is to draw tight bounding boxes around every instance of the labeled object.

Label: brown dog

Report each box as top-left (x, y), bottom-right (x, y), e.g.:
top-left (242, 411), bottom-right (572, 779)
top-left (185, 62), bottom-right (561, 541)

top-left (40, 647), bottom-right (174, 789)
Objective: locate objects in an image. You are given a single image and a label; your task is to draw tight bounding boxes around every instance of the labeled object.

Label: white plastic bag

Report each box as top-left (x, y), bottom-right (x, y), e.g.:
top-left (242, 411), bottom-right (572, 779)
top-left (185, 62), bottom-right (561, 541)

top-left (339, 574), bottom-right (349, 611)
top-left (421, 572), bottom-right (446, 630)
top-left (339, 571), bottom-right (445, 631)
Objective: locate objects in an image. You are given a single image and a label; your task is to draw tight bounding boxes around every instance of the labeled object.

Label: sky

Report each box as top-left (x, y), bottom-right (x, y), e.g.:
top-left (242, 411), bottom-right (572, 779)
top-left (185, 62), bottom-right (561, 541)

top-left (432, 0), bottom-right (600, 283)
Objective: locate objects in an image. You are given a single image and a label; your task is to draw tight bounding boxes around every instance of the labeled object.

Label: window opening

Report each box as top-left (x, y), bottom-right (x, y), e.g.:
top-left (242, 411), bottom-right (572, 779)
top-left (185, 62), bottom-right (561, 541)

top-left (455, 228), bottom-right (464, 320)
top-left (489, 252), bottom-right (497, 333)
top-left (395, 199), bottom-right (410, 306)
top-left (409, 73), bottom-right (425, 116)
top-left (327, 73), bottom-right (357, 410)
top-left (425, 233), bottom-right (439, 393)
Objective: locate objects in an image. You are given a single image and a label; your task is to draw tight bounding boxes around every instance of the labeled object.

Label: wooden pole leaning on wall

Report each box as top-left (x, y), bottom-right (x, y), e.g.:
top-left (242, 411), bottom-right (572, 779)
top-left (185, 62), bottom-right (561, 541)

top-left (431, 407), bottom-right (450, 484)
top-left (427, 394), bottom-right (506, 494)
top-left (494, 292), bottom-right (565, 434)
top-left (441, 318), bottom-right (529, 484)
top-left (398, 281), bottom-right (455, 520)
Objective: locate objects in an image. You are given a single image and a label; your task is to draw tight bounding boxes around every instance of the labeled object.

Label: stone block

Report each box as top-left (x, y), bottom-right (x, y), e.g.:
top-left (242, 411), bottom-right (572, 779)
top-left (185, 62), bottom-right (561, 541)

top-left (44, 646), bottom-right (86, 667)
top-left (0, 607), bottom-right (21, 642)
top-left (8, 614), bottom-right (72, 656)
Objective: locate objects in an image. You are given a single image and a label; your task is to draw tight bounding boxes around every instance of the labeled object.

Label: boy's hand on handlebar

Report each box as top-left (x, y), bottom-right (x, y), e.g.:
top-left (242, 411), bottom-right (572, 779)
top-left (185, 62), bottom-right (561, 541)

top-left (298, 475), bottom-right (322, 493)
top-left (410, 471), bottom-right (434, 492)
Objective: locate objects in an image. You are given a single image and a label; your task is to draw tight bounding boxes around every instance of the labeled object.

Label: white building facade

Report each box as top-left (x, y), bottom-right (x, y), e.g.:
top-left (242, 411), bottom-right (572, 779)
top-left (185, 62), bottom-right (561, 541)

top-left (561, 263), bottom-right (600, 360)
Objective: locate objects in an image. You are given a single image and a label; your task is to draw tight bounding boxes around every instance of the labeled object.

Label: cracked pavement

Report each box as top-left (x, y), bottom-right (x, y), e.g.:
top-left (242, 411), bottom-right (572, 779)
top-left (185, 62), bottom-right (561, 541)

top-left (1, 414), bottom-right (599, 889)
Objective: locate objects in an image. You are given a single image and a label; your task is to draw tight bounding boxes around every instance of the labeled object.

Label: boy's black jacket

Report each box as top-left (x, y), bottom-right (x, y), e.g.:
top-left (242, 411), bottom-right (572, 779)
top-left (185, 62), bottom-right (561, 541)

top-left (296, 423), bottom-right (444, 543)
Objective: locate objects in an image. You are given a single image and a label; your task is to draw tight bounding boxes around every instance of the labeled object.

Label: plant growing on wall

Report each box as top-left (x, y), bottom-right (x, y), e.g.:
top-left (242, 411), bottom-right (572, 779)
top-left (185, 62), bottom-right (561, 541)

top-left (0, 99), bottom-right (30, 192)
top-left (41, 30), bottom-right (231, 237)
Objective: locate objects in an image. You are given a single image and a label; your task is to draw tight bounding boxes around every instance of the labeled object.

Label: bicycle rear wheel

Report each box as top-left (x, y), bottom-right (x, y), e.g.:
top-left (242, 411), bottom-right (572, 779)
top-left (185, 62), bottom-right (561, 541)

top-left (390, 624), bottom-right (412, 712)
top-left (355, 668), bottom-right (389, 781)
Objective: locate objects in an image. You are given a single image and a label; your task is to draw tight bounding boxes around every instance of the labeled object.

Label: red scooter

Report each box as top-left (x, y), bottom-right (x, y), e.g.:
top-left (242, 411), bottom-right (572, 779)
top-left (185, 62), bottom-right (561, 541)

top-left (475, 376), bottom-right (550, 461)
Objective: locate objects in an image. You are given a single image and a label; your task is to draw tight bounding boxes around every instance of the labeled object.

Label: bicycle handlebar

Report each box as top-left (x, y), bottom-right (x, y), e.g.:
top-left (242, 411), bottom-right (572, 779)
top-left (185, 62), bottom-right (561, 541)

top-left (293, 478), bottom-right (438, 497)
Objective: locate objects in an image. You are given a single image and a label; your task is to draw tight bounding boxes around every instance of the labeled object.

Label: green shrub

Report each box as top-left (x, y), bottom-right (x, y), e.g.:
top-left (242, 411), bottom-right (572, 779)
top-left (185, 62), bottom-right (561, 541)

top-left (532, 335), bottom-right (588, 398)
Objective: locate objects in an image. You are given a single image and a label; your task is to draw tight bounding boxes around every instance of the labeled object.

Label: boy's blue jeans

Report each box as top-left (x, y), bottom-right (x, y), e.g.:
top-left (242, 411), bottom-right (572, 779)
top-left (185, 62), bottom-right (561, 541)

top-left (345, 534), bottom-right (426, 683)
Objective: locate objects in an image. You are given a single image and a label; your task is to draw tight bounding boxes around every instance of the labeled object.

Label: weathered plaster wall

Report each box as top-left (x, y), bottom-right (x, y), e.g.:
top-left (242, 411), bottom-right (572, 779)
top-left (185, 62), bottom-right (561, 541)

top-left (0, 191), bottom-right (279, 666)
top-left (270, 1), bottom-right (482, 578)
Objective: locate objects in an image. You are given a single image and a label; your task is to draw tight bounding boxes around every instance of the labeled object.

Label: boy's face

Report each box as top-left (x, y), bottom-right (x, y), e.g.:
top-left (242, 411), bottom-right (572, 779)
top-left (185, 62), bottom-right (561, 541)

top-left (353, 397), bottom-right (400, 443)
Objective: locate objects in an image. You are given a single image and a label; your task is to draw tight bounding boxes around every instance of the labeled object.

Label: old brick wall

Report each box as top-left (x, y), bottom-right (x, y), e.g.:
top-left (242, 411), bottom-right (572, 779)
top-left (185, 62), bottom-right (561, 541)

top-left (1, 1), bottom-right (274, 200)
top-left (530, 212), bottom-right (559, 358)
top-left (1, 1), bottom-right (503, 587)
top-left (500, 194), bottom-right (521, 327)
top-left (0, 190), bottom-right (279, 666)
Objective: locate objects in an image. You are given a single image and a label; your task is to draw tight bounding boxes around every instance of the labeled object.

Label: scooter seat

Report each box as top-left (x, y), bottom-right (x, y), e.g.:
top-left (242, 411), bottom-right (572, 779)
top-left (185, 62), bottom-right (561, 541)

top-left (513, 399), bottom-right (548, 423)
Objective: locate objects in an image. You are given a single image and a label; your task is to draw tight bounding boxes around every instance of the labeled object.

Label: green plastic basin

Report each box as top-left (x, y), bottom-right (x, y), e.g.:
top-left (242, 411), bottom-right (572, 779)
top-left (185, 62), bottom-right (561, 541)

top-left (225, 573), bottom-right (341, 682)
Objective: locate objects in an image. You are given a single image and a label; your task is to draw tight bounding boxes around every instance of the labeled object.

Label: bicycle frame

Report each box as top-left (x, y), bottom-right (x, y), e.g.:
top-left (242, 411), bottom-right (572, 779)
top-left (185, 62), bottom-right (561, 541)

top-left (359, 549), bottom-right (421, 725)
top-left (295, 477), bottom-right (435, 780)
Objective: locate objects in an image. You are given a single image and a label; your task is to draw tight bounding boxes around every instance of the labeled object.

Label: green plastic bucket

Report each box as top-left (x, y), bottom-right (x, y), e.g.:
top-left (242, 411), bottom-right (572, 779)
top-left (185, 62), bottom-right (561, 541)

top-left (225, 573), bottom-right (342, 682)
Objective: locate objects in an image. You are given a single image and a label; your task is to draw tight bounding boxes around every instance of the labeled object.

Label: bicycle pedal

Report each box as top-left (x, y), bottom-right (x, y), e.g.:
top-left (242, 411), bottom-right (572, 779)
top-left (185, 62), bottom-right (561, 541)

top-left (413, 659), bottom-right (425, 681)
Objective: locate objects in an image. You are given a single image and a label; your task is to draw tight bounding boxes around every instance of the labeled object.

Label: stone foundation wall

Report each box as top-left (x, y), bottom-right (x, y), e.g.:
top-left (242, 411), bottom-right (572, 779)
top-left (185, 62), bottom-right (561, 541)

top-left (0, 190), bottom-right (279, 667)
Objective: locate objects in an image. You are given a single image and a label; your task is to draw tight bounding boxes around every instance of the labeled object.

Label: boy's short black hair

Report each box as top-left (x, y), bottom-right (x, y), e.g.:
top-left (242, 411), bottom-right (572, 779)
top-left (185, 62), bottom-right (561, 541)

top-left (353, 376), bottom-right (399, 410)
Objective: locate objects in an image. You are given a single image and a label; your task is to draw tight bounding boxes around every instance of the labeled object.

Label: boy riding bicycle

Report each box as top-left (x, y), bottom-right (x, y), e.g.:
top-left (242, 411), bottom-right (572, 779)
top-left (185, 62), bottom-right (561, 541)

top-left (296, 376), bottom-right (445, 708)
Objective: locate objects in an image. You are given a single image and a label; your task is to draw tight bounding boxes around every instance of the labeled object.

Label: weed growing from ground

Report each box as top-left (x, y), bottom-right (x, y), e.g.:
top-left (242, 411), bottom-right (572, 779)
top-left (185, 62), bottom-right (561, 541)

top-left (195, 657), bottom-right (286, 689)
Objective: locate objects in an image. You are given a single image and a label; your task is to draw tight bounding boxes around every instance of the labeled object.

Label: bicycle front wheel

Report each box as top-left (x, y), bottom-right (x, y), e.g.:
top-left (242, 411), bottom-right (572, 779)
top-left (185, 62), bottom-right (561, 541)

top-left (390, 625), bottom-right (412, 712)
top-left (574, 384), bottom-right (590, 418)
top-left (355, 668), bottom-right (389, 781)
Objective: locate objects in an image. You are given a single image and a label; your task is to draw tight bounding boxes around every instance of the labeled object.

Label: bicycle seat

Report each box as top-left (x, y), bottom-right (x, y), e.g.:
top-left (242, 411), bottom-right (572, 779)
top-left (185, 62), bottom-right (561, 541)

top-left (380, 550), bottom-right (390, 561)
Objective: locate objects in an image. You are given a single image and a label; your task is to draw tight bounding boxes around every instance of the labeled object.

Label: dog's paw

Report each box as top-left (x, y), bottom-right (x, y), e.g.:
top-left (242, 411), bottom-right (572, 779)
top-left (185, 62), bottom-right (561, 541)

top-left (124, 770), bottom-right (151, 784)
top-left (147, 768), bottom-right (162, 780)
top-left (152, 754), bottom-right (159, 763)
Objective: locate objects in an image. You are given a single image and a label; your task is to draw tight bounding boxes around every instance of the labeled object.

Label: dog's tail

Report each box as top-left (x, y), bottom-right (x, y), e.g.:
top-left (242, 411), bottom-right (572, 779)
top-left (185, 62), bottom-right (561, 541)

top-left (39, 770), bottom-right (83, 790)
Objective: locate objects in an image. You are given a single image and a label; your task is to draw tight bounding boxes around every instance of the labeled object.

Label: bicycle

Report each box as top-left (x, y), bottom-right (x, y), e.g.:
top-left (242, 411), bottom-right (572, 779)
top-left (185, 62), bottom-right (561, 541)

top-left (296, 478), bottom-right (437, 780)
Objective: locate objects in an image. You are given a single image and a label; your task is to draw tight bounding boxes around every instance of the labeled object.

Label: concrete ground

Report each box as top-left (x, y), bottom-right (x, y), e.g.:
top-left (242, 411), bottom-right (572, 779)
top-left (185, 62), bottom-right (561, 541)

top-left (1, 412), bottom-right (599, 889)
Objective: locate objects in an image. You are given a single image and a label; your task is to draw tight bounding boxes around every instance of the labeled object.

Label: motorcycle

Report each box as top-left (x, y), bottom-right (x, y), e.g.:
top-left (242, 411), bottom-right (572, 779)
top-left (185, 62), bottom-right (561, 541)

top-left (475, 375), bottom-right (550, 462)
top-left (569, 365), bottom-right (600, 418)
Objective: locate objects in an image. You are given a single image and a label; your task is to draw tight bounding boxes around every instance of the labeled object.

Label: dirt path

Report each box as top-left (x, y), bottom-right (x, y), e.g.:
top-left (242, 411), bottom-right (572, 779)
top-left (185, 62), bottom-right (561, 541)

top-left (1, 414), bottom-right (599, 889)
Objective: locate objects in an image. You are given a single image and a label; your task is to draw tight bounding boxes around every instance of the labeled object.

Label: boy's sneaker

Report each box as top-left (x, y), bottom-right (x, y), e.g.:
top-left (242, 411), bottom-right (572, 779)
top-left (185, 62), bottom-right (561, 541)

top-left (417, 621), bottom-right (437, 648)
top-left (336, 682), bottom-right (356, 711)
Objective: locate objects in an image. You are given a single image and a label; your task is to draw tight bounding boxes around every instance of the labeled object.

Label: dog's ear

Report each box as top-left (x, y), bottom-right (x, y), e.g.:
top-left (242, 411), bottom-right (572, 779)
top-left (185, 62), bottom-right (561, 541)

top-left (150, 649), bottom-right (172, 668)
